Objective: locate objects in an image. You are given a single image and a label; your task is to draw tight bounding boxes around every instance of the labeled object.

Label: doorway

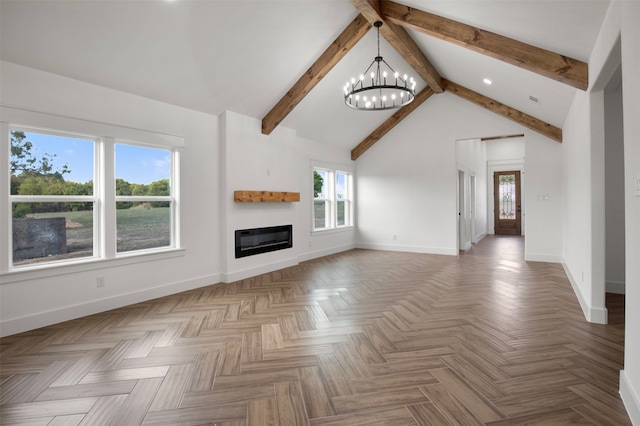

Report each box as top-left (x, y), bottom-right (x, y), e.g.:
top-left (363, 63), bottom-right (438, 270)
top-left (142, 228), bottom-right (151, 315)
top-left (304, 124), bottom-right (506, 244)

top-left (604, 63), bottom-right (625, 297)
top-left (458, 169), bottom-right (467, 250)
top-left (494, 171), bottom-right (521, 235)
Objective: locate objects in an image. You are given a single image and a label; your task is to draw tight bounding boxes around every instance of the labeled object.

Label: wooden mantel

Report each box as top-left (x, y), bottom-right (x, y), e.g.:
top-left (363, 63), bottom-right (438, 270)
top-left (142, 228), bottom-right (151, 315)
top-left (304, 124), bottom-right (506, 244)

top-left (234, 191), bottom-right (300, 203)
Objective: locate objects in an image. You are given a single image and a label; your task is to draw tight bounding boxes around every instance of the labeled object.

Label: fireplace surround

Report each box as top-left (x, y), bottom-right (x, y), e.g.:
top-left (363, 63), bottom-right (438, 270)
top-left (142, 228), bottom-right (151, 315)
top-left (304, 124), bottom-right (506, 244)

top-left (234, 224), bottom-right (292, 258)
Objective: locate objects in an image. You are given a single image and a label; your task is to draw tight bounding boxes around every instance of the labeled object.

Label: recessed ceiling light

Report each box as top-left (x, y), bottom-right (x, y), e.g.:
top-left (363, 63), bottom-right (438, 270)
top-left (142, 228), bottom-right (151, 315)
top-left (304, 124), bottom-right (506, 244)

top-left (483, 78), bottom-right (492, 85)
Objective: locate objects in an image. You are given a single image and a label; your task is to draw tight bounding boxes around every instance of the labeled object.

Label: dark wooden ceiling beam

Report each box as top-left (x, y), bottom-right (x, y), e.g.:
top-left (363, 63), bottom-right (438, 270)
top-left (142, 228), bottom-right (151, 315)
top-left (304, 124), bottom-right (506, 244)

top-left (382, 1), bottom-right (588, 90)
top-left (443, 80), bottom-right (562, 142)
top-left (351, 86), bottom-right (435, 160)
top-left (349, 0), bottom-right (444, 93)
top-left (262, 14), bottom-right (371, 135)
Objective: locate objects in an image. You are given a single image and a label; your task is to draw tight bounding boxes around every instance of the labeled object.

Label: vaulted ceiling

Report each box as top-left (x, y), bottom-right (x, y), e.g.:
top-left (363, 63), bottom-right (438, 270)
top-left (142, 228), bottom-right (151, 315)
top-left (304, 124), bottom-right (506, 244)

top-left (0, 0), bottom-right (609, 159)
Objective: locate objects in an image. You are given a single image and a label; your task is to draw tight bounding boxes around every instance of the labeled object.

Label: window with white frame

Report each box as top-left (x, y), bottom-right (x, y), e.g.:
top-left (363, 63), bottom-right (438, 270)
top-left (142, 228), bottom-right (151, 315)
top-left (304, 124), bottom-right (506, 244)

top-left (313, 166), bottom-right (353, 231)
top-left (115, 143), bottom-right (174, 253)
top-left (4, 119), bottom-right (180, 270)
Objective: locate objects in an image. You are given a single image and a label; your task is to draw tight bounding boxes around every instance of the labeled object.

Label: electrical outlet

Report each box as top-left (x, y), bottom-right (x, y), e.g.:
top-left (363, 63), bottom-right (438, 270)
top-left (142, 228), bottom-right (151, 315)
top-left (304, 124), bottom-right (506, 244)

top-left (96, 277), bottom-right (105, 288)
top-left (393, 235), bottom-right (397, 240)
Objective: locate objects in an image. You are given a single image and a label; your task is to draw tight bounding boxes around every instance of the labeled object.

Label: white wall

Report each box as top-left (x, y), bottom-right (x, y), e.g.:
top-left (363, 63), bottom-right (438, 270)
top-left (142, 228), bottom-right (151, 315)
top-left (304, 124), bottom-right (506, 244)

top-left (220, 112), bottom-right (300, 281)
top-left (456, 138), bottom-right (487, 245)
top-left (562, 1), bottom-right (640, 421)
top-left (486, 138), bottom-right (525, 161)
top-left (523, 133), bottom-right (564, 262)
top-left (0, 62), bottom-right (356, 336)
top-left (562, 89), bottom-right (603, 322)
top-left (356, 92), bottom-right (563, 259)
top-left (619, 0), bottom-right (640, 422)
top-left (0, 61), bottom-right (222, 336)
top-left (219, 110), bottom-right (355, 282)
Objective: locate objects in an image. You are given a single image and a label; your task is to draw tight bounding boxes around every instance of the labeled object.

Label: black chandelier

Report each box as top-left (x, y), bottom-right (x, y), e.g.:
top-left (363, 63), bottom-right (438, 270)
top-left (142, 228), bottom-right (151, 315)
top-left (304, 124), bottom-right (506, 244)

top-left (343, 21), bottom-right (416, 110)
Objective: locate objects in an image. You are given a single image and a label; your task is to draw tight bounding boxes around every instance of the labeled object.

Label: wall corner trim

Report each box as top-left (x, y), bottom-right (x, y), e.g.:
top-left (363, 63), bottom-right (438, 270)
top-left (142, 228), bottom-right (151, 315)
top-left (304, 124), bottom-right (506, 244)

top-left (620, 370), bottom-right (640, 425)
top-left (562, 260), bottom-right (608, 324)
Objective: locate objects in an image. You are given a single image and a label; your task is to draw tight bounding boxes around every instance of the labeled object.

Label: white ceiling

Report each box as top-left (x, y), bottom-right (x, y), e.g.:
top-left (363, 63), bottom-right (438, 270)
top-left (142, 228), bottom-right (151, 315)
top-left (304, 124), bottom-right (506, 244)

top-left (0, 0), bottom-right (610, 150)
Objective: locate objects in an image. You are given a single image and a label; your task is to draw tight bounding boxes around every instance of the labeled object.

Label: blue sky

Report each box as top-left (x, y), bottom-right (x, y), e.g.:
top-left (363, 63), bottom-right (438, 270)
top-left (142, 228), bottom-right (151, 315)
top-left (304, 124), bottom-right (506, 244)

top-left (14, 131), bottom-right (170, 185)
top-left (115, 144), bottom-right (171, 185)
top-left (336, 173), bottom-right (346, 198)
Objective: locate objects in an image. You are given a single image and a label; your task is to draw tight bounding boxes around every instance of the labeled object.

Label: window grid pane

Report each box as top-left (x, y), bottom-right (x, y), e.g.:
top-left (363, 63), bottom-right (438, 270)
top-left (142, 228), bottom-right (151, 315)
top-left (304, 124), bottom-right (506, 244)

top-left (314, 200), bottom-right (329, 230)
top-left (337, 200), bottom-right (346, 226)
top-left (12, 202), bottom-right (94, 266)
top-left (115, 144), bottom-right (174, 253)
top-left (314, 169), bottom-right (328, 199)
top-left (116, 202), bottom-right (171, 252)
top-left (336, 172), bottom-right (347, 200)
top-left (10, 130), bottom-right (94, 196)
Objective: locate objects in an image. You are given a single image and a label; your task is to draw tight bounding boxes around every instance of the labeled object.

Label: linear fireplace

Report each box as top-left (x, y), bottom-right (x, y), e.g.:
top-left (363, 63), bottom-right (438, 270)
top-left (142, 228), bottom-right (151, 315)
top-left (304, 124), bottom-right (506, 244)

top-left (235, 224), bottom-right (292, 258)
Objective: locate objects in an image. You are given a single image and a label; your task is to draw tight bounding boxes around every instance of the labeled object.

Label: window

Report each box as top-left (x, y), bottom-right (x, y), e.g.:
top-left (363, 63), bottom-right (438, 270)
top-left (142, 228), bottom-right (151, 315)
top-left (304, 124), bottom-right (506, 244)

top-left (10, 128), bottom-right (96, 266)
top-left (313, 166), bottom-right (353, 231)
top-left (4, 118), bottom-right (180, 271)
top-left (115, 144), bottom-right (174, 253)
top-left (335, 171), bottom-right (351, 227)
top-left (313, 169), bottom-right (330, 229)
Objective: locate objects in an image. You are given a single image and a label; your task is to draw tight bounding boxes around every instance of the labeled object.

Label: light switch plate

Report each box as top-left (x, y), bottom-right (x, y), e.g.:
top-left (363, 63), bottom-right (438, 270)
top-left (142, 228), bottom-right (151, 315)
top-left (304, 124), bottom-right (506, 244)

top-left (636, 176), bottom-right (640, 197)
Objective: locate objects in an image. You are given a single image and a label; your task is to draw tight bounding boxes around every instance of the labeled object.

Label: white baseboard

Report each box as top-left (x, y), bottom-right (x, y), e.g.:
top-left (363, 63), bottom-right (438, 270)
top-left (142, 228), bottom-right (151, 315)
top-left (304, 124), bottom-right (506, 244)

top-left (620, 370), bottom-right (640, 425)
top-left (562, 261), bottom-right (608, 324)
top-left (0, 273), bottom-right (221, 338)
top-left (356, 242), bottom-right (457, 256)
top-left (606, 280), bottom-right (626, 294)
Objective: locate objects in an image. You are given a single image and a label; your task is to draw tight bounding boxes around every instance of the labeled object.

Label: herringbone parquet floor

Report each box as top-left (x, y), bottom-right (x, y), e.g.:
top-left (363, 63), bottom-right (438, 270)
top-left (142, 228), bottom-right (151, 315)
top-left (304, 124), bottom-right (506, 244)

top-left (0, 236), bottom-right (630, 425)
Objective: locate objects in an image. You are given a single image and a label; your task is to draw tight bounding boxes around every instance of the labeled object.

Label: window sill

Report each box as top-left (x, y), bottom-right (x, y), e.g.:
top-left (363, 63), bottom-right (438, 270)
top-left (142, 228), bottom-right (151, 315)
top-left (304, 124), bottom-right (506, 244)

top-left (311, 226), bottom-right (355, 236)
top-left (0, 248), bottom-right (186, 284)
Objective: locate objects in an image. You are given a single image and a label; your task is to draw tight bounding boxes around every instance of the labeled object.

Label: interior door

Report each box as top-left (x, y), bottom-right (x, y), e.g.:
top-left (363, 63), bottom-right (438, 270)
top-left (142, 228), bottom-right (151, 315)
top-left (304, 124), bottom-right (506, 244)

top-left (458, 170), bottom-right (466, 250)
top-left (494, 171), bottom-right (521, 235)
top-left (470, 175), bottom-right (476, 243)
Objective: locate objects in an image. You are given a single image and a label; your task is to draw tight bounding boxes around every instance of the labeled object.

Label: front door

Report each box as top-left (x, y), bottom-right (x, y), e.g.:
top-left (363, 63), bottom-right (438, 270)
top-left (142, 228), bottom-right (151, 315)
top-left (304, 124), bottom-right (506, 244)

top-left (494, 171), bottom-right (521, 235)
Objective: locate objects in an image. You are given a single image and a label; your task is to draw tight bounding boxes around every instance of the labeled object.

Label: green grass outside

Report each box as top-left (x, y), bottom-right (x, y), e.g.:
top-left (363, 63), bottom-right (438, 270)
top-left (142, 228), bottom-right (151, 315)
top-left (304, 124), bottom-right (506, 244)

top-left (30, 206), bottom-right (170, 227)
top-left (30, 209), bottom-right (93, 226)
